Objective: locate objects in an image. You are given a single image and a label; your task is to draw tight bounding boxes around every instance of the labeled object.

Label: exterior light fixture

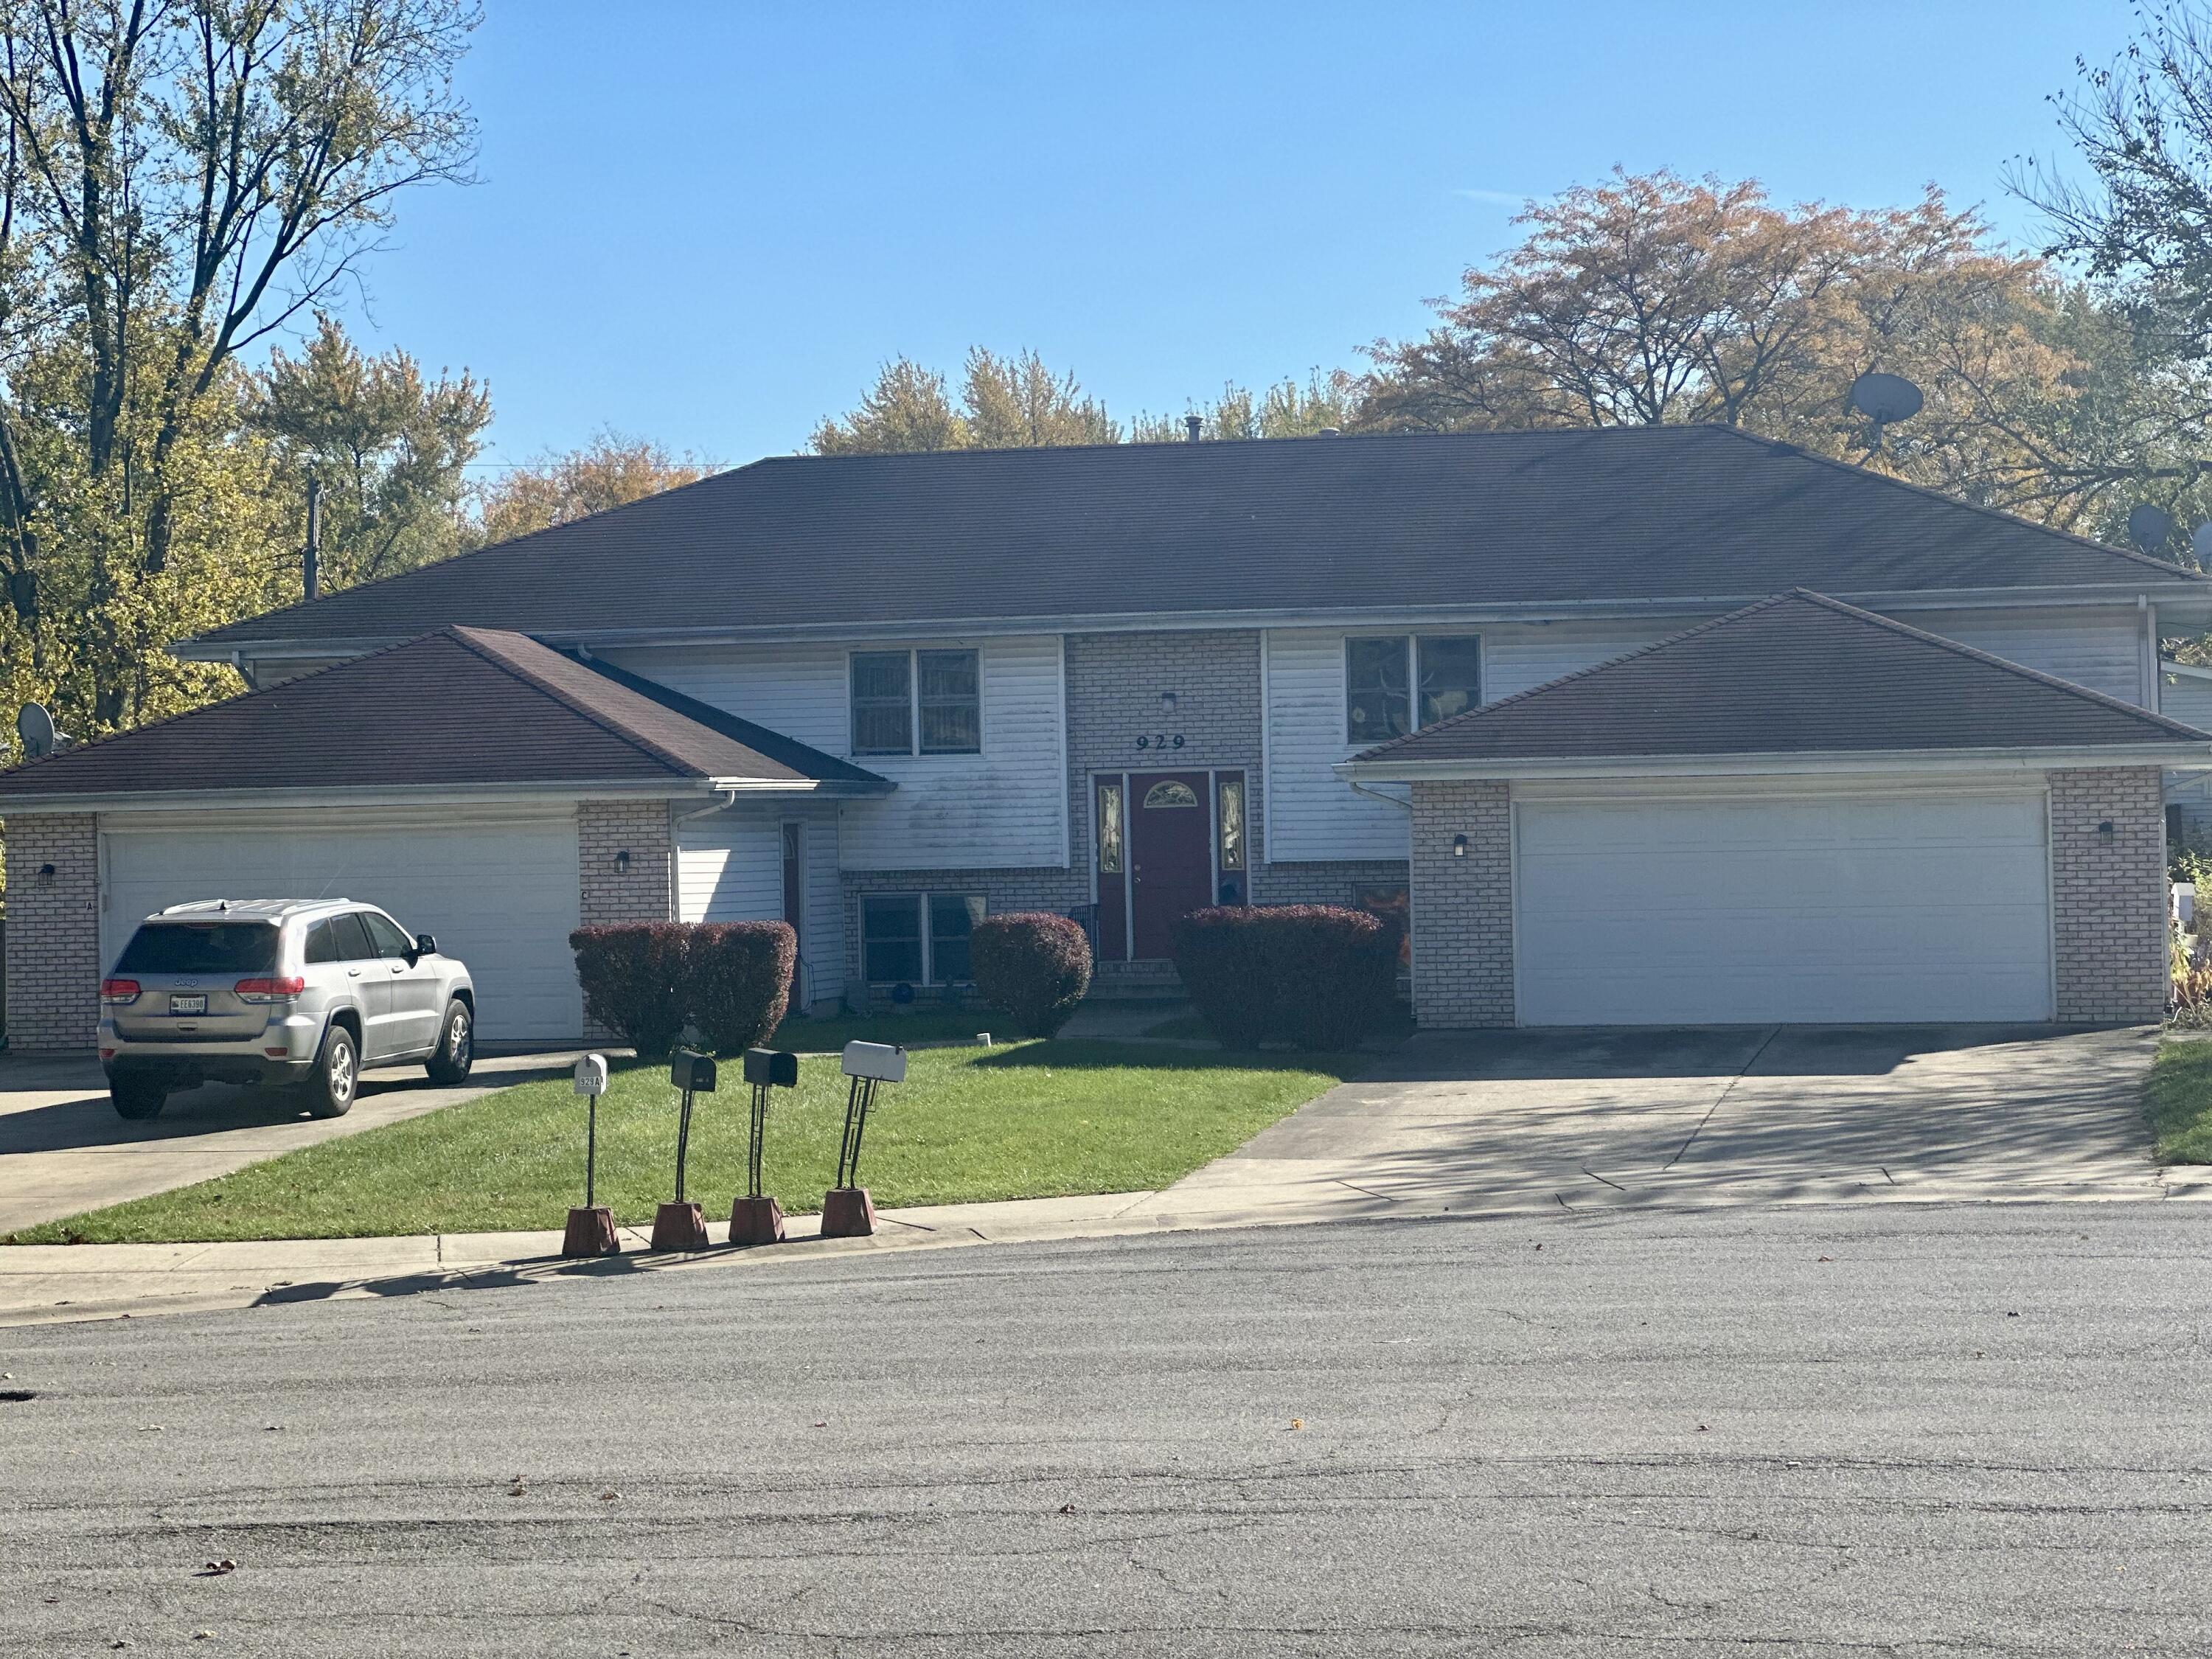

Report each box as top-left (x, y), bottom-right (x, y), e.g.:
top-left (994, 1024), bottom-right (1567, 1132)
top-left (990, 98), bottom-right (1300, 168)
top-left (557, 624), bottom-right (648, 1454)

top-left (1451, 835), bottom-right (1468, 858)
top-left (36, 861), bottom-right (55, 881)
top-left (614, 848), bottom-right (631, 874)
top-left (2097, 820), bottom-right (2115, 841)
top-left (1160, 691), bottom-right (1178, 715)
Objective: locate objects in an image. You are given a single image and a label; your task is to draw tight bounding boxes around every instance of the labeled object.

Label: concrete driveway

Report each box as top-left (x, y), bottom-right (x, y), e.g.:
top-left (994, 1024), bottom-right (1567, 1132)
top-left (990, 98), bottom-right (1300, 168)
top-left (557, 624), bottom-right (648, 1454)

top-left (1142, 1023), bottom-right (2169, 1224)
top-left (0, 1050), bottom-right (577, 1236)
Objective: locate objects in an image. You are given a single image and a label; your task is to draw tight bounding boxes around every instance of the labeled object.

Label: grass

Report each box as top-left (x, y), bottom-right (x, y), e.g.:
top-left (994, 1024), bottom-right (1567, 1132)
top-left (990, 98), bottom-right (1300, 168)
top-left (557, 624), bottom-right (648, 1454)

top-left (7, 1040), bottom-right (1360, 1245)
top-left (1144, 1012), bottom-right (1214, 1040)
top-left (768, 1006), bottom-right (998, 1051)
top-left (2146, 1037), bottom-right (2212, 1164)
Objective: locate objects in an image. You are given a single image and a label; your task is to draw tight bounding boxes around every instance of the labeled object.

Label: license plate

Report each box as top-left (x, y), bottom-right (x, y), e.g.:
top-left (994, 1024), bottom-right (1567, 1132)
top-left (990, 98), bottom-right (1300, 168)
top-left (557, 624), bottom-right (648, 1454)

top-left (168, 994), bottom-right (206, 1016)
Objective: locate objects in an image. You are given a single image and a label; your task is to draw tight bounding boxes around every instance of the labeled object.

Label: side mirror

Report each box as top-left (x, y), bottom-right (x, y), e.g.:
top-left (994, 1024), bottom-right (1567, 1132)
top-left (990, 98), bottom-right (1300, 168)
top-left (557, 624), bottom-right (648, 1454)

top-left (414, 933), bottom-right (438, 957)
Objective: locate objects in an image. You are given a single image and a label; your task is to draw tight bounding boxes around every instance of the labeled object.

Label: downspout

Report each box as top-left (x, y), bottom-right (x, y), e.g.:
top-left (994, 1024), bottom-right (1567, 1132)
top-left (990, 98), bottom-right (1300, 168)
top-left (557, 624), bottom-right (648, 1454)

top-left (668, 788), bottom-right (744, 922)
top-left (1348, 779), bottom-right (1413, 814)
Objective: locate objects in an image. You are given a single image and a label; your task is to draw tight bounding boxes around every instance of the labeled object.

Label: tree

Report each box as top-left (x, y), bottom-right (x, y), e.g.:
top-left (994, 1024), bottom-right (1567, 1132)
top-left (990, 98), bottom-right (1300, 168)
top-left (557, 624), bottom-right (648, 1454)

top-left (254, 313), bottom-right (489, 591)
top-left (0, 0), bottom-right (479, 740)
top-left (1132, 370), bottom-right (1364, 442)
top-left (476, 430), bottom-right (710, 544)
top-left (811, 349), bottom-right (1118, 453)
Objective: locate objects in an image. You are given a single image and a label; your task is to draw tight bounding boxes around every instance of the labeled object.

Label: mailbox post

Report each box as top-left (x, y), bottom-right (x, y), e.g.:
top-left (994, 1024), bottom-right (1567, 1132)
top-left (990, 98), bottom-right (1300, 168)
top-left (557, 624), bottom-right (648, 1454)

top-left (561, 1053), bottom-right (619, 1259)
top-left (731, 1046), bottom-right (799, 1245)
top-left (650, 1049), bottom-right (717, 1251)
top-left (822, 1041), bottom-right (905, 1238)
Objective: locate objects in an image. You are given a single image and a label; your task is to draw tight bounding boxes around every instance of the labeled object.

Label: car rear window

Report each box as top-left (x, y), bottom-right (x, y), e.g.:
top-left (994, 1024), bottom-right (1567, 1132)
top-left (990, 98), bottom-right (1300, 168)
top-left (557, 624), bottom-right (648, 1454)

top-left (114, 922), bottom-right (278, 975)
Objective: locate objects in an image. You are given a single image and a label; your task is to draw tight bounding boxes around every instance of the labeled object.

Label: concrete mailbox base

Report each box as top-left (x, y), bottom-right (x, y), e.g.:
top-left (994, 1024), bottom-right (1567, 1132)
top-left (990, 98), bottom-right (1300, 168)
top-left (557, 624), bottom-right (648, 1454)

top-left (730, 1194), bottom-right (786, 1246)
top-left (650, 1200), bottom-right (710, 1252)
top-left (561, 1206), bottom-right (619, 1259)
top-left (820, 1186), bottom-right (875, 1238)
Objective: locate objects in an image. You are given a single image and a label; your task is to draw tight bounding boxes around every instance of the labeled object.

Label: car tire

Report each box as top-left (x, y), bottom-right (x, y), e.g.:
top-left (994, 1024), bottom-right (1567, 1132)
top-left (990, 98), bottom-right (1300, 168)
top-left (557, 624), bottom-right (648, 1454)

top-left (110, 1078), bottom-right (166, 1120)
top-left (302, 1023), bottom-right (359, 1119)
top-left (425, 999), bottom-right (473, 1086)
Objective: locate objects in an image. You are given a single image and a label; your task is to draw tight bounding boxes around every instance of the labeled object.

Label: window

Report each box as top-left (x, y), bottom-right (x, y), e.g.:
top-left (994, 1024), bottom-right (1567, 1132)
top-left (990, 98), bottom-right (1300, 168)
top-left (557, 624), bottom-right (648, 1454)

top-left (1097, 780), bottom-right (1124, 874)
top-left (361, 911), bottom-right (414, 959)
top-left (303, 921), bottom-right (341, 967)
top-left (1217, 775), bottom-right (1246, 871)
top-left (928, 895), bottom-right (984, 982)
top-left (850, 652), bottom-right (912, 755)
top-left (919, 650), bottom-right (981, 753)
top-left (1417, 636), bottom-right (1482, 727)
top-left (1346, 635), bottom-right (1481, 740)
top-left (850, 647), bottom-right (982, 756)
top-left (1346, 636), bottom-right (1411, 741)
top-left (331, 911), bottom-right (379, 961)
top-left (118, 922), bottom-right (276, 975)
top-left (1143, 779), bottom-right (1198, 809)
top-left (860, 892), bottom-right (988, 984)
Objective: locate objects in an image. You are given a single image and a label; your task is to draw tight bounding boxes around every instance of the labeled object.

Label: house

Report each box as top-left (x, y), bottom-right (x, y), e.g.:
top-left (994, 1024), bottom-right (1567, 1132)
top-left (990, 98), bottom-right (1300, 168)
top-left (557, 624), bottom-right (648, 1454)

top-left (4, 423), bottom-right (2211, 1048)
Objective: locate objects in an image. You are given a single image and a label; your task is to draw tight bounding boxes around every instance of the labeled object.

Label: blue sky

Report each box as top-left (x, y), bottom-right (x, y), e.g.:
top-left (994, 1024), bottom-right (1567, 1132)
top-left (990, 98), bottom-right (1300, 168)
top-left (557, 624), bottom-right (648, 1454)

top-left (330, 0), bottom-right (2141, 470)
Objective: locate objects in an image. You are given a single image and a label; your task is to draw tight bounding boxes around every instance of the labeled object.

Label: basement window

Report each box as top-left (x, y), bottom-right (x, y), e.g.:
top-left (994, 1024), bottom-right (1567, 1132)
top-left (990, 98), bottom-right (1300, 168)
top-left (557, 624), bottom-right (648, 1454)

top-left (861, 892), bottom-right (987, 985)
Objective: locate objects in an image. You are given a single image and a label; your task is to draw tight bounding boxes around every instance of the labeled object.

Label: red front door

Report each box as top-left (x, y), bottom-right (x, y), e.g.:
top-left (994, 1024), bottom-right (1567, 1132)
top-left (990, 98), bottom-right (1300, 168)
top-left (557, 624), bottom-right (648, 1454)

top-left (1129, 771), bottom-right (1212, 959)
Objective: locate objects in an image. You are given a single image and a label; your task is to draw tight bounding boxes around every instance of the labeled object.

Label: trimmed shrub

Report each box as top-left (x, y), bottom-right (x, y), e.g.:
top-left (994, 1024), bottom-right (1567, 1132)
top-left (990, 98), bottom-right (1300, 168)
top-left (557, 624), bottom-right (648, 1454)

top-left (1174, 905), bottom-right (1400, 1051)
top-left (569, 922), bottom-right (690, 1057)
top-left (970, 912), bottom-right (1093, 1037)
top-left (689, 921), bottom-right (797, 1054)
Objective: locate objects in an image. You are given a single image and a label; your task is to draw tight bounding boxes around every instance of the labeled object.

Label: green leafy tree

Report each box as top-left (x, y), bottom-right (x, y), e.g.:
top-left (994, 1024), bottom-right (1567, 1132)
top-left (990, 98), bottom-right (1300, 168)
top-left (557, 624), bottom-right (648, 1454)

top-left (475, 430), bottom-right (710, 544)
top-left (960, 348), bottom-right (1118, 448)
top-left (254, 314), bottom-right (490, 591)
top-left (1133, 371), bottom-right (1364, 442)
top-left (810, 358), bottom-right (966, 454)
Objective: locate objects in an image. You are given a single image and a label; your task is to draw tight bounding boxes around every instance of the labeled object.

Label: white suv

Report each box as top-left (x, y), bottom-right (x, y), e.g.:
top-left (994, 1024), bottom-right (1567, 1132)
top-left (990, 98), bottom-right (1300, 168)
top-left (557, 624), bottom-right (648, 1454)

top-left (99, 900), bottom-right (476, 1121)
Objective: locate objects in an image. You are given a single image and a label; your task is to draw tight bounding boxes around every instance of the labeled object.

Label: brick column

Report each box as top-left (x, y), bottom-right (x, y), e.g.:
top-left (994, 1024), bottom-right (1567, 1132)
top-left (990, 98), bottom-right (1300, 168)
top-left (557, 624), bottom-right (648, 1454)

top-left (1408, 780), bottom-right (1513, 1028)
top-left (3, 812), bottom-right (100, 1051)
top-left (577, 799), bottom-right (675, 926)
top-left (2050, 766), bottom-right (2168, 1023)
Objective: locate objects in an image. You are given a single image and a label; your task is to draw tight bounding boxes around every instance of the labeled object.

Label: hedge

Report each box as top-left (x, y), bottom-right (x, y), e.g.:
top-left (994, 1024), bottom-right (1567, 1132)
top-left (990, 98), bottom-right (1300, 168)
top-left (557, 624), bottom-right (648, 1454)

top-left (1173, 905), bottom-right (1399, 1051)
top-left (970, 912), bottom-right (1093, 1037)
top-left (568, 921), bottom-right (795, 1057)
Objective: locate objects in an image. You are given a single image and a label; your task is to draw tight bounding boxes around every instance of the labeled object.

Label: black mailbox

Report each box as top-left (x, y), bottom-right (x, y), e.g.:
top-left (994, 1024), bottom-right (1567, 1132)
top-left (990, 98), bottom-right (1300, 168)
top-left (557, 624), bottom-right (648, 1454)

top-left (670, 1050), bottom-right (717, 1093)
top-left (742, 1048), bottom-right (799, 1088)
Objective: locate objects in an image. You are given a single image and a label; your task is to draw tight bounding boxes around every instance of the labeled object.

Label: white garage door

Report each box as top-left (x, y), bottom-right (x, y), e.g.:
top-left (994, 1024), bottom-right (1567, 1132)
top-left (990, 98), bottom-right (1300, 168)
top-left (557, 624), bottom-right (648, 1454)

top-left (1513, 790), bottom-right (2052, 1026)
top-left (101, 810), bottom-right (583, 1042)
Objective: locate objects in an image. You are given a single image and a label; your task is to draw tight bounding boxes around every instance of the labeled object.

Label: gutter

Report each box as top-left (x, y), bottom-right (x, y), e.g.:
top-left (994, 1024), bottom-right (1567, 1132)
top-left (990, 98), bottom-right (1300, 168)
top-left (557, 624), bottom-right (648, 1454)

top-left (1347, 779), bottom-right (1413, 814)
top-left (0, 775), bottom-right (883, 815)
top-left (1336, 741), bottom-right (2212, 785)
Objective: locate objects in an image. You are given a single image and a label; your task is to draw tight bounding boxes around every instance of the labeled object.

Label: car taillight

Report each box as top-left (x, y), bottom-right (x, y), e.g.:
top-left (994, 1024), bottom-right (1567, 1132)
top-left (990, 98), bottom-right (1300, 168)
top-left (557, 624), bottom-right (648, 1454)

top-left (100, 978), bottom-right (140, 1004)
top-left (234, 975), bottom-right (307, 1004)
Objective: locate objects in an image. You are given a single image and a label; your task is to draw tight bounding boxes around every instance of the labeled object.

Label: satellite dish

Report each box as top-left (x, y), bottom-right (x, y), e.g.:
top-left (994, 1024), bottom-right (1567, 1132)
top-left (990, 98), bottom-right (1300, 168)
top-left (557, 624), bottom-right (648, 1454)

top-left (15, 701), bottom-right (57, 759)
top-left (2129, 503), bottom-right (2177, 555)
top-left (1849, 372), bottom-right (1924, 426)
top-left (2192, 522), bottom-right (2212, 568)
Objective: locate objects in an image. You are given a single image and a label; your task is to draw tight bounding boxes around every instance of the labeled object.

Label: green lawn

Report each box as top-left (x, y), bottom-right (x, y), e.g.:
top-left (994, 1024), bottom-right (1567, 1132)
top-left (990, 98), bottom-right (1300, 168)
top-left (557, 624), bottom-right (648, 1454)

top-left (2146, 1038), bottom-right (2212, 1164)
top-left (7, 1040), bottom-right (1360, 1245)
top-left (768, 1007), bottom-right (998, 1051)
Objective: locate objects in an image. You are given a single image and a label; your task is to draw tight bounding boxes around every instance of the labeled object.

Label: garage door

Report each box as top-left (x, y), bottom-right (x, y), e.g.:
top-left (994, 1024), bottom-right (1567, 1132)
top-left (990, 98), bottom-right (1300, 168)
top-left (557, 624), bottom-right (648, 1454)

top-left (1512, 790), bottom-right (2052, 1026)
top-left (101, 811), bottom-right (583, 1042)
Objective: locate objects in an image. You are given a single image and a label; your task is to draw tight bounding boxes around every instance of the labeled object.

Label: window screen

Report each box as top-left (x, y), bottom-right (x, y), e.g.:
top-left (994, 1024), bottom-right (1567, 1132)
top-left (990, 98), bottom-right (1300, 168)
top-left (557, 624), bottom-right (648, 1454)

top-left (918, 650), bottom-right (981, 754)
top-left (851, 652), bottom-right (914, 755)
top-left (1346, 637), bottom-right (1411, 741)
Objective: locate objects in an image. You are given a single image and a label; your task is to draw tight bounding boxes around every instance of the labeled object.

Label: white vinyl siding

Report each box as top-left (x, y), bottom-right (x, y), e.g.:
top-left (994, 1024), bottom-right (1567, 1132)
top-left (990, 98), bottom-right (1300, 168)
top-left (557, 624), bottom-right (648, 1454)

top-left (675, 801), bottom-right (844, 1009)
top-left (604, 635), bottom-right (1068, 872)
top-left (1512, 786), bottom-right (2053, 1025)
top-left (1897, 605), bottom-right (2149, 707)
top-left (99, 807), bottom-right (583, 1042)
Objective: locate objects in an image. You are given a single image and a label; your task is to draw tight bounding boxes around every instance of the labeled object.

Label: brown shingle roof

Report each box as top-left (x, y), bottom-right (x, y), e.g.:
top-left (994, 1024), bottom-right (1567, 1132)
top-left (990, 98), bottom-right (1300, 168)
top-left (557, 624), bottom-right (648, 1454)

top-left (1349, 590), bottom-right (2212, 770)
top-left (185, 425), bottom-right (2211, 654)
top-left (0, 627), bottom-right (888, 802)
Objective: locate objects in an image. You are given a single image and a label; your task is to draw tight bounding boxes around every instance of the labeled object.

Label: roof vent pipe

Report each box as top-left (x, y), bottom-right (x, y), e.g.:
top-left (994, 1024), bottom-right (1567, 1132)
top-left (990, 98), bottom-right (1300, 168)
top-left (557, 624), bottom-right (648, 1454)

top-left (304, 476), bottom-right (322, 603)
top-left (1185, 414), bottom-right (1203, 442)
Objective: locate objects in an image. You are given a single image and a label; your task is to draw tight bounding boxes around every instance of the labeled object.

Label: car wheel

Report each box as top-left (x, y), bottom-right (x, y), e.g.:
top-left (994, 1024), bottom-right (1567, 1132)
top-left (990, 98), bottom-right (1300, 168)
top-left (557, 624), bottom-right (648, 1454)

top-left (302, 1024), bottom-right (359, 1119)
top-left (110, 1078), bottom-right (166, 1120)
top-left (425, 999), bottom-right (473, 1085)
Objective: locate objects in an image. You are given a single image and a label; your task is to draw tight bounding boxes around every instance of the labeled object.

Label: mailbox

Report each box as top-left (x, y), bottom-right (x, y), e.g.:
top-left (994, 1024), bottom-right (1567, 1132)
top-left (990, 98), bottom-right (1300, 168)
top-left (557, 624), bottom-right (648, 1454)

top-left (670, 1050), bottom-right (717, 1093)
top-left (743, 1048), bottom-right (799, 1088)
top-left (572, 1053), bottom-right (609, 1097)
top-left (841, 1040), bottom-right (907, 1083)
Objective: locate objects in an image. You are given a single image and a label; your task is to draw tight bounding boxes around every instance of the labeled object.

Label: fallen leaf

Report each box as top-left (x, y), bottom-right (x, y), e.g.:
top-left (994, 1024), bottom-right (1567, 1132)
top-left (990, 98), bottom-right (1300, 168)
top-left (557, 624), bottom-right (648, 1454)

top-left (1057, 1503), bottom-right (1076, 1515)
top-left (599, 1490), bottom-right (620, 1502)
top-left (812, 1420), bottom-right (827, 1428)
top-left (1697, 1424), bottom-right (1709, 1432)
top-left (1817, 1256), bottom-right (1833, 1263)
top-left (198, 1559), bottom-right (236, 1576)
top-left (193, 1632), bottom-right (215, 1641)
top-left (1289, 1419), bottom-right (1304, 1430)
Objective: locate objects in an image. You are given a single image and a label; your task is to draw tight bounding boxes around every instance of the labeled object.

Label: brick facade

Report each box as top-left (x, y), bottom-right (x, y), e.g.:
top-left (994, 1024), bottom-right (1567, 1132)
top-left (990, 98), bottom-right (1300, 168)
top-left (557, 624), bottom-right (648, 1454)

top-left (1408, 781), bottom-right (1514, 1028)
top-left (2051, 766), bottom-right (2170, 1022)
top-left (2, 812), bottom-right (100, 1051)
top-left (577, 800), bottom-right (674, 926)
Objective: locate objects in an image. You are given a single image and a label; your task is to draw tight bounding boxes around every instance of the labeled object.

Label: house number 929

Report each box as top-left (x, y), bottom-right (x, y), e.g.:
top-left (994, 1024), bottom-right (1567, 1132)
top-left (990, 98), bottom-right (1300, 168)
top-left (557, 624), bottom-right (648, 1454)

top-left (1135, 734), bottom-right (1186, 751)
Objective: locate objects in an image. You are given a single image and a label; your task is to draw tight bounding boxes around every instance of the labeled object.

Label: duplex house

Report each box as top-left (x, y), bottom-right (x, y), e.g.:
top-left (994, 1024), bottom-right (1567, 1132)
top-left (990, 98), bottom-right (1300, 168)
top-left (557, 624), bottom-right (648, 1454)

top-left (4, 424), bottom-right (2211, 1048)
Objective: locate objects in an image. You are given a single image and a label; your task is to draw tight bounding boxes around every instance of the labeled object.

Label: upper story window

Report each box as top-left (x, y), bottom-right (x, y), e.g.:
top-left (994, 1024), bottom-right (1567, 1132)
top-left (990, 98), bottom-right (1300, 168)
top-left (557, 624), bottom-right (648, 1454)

top-left (1346, 635), bottom-right (1480, 742)
top-left (851, 648), bottom-right (981, 756)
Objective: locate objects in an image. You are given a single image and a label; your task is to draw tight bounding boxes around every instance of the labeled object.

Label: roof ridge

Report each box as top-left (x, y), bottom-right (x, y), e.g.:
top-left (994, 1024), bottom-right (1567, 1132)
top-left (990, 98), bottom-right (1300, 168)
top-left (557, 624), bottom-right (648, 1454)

top-left (444, 627), bottom-right (705, 778)
top-left (1354, 593), bottom-right (1803, 759)
top-left (1703, 423), bottom-right (2211, 584)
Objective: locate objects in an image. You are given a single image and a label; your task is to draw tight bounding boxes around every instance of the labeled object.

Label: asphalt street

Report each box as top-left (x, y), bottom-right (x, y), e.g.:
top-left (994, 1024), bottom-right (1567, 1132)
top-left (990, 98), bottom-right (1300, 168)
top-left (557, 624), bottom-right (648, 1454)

top-left (4, 1202), bottom-right (2211, 1657)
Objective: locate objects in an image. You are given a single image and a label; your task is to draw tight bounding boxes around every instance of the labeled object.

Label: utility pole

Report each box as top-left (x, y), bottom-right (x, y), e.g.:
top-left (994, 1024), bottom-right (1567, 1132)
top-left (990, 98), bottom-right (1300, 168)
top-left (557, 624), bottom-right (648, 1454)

top-left (304, 477), bottom-right (321, 602)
